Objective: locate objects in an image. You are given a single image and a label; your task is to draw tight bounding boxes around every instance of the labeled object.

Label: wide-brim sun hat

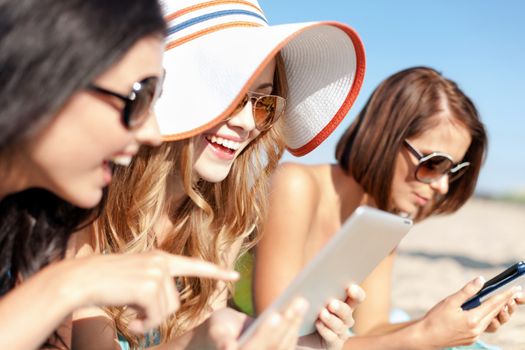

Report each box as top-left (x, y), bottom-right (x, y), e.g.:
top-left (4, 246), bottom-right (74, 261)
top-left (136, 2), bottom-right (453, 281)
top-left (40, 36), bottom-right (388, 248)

top-left (156, 0), bottom-right (365, 156)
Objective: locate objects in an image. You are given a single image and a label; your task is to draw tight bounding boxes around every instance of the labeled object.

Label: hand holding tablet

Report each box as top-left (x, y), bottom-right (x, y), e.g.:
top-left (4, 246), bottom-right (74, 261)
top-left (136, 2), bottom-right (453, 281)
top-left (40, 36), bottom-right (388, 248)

top-left (239, 206), bottom-right (412, 344)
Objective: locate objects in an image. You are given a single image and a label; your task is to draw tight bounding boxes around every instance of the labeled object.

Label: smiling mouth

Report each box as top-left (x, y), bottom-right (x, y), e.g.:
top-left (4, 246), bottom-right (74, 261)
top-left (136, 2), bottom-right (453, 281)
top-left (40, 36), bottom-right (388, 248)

top-left (205, 135), bottom-right (242, 155)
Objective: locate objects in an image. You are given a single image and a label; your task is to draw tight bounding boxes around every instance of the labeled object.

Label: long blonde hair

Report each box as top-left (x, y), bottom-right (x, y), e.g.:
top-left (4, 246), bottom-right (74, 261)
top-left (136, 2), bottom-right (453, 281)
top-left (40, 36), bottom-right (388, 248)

top-left (95, 56), bottom-right (288, 348)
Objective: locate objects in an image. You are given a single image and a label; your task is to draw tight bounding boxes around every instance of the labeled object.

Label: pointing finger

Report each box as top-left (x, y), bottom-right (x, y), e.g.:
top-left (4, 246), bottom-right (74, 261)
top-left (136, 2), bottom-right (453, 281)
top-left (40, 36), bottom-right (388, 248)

top-left (167, 255), bottom-right (239, 280)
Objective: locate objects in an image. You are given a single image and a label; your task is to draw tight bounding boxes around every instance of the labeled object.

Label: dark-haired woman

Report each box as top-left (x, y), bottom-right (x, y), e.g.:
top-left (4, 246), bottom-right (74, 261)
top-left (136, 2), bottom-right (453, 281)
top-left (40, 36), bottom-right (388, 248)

top-left (0, 1), bottom-right (237, 348)
top-left (253, 67), bottom-right (524, 349)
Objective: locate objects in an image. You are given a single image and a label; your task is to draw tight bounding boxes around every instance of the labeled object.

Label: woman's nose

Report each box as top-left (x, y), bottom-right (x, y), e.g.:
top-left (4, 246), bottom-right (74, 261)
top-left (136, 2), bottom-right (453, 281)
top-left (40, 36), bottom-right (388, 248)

top-left (133, 112), bottom-right (162, 147)
top-left (227, 100), bottom-right (257, 133)
top-left (430, 174), bottom-right (449, 195)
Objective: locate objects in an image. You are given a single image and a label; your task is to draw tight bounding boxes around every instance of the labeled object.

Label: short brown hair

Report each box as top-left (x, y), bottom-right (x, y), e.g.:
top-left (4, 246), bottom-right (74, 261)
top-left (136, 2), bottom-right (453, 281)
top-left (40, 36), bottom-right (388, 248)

top-left (335, 66), bottom-right (487, 218)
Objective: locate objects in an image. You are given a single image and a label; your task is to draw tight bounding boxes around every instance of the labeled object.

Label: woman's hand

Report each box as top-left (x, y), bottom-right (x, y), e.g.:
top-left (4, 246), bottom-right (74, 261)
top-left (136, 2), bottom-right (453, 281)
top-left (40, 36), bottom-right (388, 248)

top-left (188, 298), bottom-right (309, 350)
top-left (485, 291), bottom-right (524, 332)
top-left (315, 283), bottom-right (366, 350)
top-left (0, 250), bottom-right (237, 350)
top-left (416, 276), bottom-right (522, 349)
top-left (56, 250), bottom-right (239, 334)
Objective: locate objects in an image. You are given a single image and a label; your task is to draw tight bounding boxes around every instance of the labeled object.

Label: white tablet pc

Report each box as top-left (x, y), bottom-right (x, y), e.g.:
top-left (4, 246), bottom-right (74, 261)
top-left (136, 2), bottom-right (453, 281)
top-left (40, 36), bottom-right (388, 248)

top-left (238, 206), bottom-right (413, 343)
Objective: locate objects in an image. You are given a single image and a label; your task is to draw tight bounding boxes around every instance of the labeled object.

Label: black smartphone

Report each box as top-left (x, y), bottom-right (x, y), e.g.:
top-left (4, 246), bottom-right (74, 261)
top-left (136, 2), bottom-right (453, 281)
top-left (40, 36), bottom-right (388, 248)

top-left (462, 261), bottom-right (525, 310)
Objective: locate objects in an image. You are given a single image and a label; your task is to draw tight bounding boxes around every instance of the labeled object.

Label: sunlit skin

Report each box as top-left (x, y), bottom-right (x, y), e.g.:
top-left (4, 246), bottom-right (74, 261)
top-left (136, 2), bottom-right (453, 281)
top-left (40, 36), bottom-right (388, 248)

top-left (67, 56), bottom-right (329, 350)
top-left (152, 58), bottom-right (365, 349)
top-left (14, 36), bottom-right (164, 208)
top-left (0, 33), bottom-right (251, 350)
top-left (191, 60), bottom-right (275, 183)
top-left (390, 113), bottom-right (472, 218)
top-left (252, 108), bottom-right (524, 349)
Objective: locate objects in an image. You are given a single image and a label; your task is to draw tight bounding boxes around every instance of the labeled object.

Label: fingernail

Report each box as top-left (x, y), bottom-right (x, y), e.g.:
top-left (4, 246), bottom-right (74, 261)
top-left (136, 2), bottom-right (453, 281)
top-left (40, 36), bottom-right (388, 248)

top-left (322, 309), bottom-right (331, 318)
top-left (354, 285), bottom-right (366, 301)
top-left (330, 300), bottom-right (339, 310)
top-left (514, 291), bottom-right (523, 299)
top-left (293, 297), bottom-right (309, 315)
top-left (474, 276), bottom-right (485, 287)
top-left (269, 313), bottom-right (282, 326)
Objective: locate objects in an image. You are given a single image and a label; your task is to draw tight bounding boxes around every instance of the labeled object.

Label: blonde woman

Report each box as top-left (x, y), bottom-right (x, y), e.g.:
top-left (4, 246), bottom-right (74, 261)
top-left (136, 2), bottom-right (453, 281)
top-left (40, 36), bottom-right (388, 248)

top-left (73, 1), bottom-right (368, 349)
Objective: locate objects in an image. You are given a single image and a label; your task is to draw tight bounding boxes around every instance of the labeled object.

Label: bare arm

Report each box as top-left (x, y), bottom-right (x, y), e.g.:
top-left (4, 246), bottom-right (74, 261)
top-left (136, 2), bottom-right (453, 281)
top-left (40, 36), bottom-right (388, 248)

top-left (0, 262), bottom-right (84, 350)
top-left (72, 228), bottom-right (121, 350)
top-left (351, 252), bottom-right (396, 335)
top-left (253, 163), bottom-right (319, 312)
top-left (253, 163), bottom-right (364, 350)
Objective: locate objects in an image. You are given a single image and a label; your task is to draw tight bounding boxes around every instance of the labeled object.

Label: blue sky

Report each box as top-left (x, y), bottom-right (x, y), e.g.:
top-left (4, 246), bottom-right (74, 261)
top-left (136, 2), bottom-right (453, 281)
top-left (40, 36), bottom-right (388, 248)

top-left (262, 0), bottom-right (525, 195)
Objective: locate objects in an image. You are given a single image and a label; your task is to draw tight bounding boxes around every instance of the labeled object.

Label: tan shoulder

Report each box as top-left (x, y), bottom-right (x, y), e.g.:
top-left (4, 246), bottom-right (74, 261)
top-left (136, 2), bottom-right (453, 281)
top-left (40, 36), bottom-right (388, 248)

top-left (271, 162), bottom-right (321, 201)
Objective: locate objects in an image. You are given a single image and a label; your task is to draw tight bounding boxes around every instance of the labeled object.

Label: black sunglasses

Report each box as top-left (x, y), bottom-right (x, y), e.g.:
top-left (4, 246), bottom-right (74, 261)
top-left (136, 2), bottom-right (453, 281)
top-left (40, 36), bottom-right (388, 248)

top-left (404, 139), bottom-right (470, 184)
top-left (88, 75), bottom-right (162, 130)
top-left (229, 91), bottom-right (286, 132)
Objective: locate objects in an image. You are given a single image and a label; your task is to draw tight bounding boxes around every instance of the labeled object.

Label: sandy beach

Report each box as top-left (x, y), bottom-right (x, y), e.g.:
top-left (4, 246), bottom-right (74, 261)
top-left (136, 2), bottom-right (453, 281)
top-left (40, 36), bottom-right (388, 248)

top-left (392, 198), bottom-right (525, 349)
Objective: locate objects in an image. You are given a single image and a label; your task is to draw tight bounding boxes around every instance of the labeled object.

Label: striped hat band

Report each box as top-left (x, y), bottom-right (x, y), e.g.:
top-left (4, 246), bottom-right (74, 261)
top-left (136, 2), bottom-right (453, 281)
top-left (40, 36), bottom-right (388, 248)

top-left (164, 0), bottom-right (268, 49)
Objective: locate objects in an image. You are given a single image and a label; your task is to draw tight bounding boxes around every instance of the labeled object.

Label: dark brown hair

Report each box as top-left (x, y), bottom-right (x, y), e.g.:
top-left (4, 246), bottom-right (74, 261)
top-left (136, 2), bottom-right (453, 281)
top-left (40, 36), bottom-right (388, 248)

top-left (0, 0), bottom-right (165, 347)
top-left (335, 66), bottom-right (487, 219)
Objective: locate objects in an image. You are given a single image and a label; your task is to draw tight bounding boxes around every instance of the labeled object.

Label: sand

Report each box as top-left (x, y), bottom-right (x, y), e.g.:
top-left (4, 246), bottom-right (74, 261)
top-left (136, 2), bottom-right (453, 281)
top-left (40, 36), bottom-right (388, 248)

top-left (392, 198), bottom-right (525, 349)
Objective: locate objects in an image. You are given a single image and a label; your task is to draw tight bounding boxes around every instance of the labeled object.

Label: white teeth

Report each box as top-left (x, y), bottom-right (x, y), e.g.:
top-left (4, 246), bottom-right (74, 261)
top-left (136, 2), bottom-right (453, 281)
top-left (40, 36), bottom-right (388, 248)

top-left (111, 155), bottom-right (133, 167)
top-left (207, 135), bottom-right (241, 151)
